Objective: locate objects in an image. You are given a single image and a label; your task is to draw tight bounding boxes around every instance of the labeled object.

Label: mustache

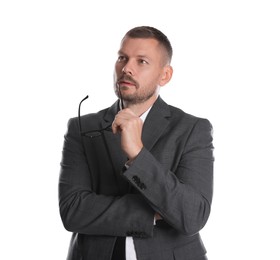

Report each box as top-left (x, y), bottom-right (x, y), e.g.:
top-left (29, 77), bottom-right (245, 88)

top-left (117, 75), bottom-right (138, 87)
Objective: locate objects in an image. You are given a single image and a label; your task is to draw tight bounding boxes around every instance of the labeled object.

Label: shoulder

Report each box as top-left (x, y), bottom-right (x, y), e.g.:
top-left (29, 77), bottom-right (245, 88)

top-left (167, 103), bottom-right (212, 130)
top-left (152, 96), bottom-right (213, 131)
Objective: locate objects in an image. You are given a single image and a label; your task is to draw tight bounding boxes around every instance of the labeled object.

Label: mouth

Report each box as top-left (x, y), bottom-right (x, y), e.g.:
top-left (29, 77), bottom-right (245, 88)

top-left (118, 80), bottom-right (135, 87)
top-left (117, 75), bottom-right (138, 89)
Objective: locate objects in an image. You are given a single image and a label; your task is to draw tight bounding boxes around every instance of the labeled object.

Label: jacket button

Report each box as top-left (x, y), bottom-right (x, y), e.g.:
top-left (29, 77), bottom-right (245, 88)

top-left (139, 183), bottom-right (146, 190)
top-left (132, 176), bottom-right (140, 184)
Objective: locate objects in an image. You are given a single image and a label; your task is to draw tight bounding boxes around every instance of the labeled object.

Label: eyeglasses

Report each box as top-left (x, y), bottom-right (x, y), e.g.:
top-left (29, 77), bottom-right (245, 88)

top-left (78, 95), bottom-right (112, 138)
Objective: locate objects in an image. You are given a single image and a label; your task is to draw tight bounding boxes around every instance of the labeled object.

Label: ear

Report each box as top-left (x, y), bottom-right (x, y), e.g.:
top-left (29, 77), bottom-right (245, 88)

top-left (159, 65), bottom-right (173, 86)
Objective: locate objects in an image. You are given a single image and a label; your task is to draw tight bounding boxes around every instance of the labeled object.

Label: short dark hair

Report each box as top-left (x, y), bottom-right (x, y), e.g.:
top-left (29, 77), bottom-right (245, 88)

top-left (123, 26), bottom-right (173, 64)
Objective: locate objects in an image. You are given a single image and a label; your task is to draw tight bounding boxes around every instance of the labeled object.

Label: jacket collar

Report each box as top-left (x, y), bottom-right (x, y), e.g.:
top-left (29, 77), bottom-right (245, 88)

top-left (101, 100), bottom-right (119, 129)
top-left (142, 96), bottom-right (171, 151)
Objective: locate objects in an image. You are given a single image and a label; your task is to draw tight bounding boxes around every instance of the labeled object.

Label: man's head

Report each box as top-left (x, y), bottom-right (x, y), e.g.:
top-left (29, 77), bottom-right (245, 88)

top-left (123, 26), bottom-right (173, 65)
top-left (114, 26), bottom-right (173, 106)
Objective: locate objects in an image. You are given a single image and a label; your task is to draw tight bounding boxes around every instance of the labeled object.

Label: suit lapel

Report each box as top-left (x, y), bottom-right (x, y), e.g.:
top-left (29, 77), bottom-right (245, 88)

top-left (142, 97), bottom-right (171, 151)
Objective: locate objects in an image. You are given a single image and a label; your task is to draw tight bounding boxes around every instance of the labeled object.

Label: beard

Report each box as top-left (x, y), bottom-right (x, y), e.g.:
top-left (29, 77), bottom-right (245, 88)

top-left (119, 86), bottom-right (156, 105)
top-left (114, 74), bottom-right (158, 105)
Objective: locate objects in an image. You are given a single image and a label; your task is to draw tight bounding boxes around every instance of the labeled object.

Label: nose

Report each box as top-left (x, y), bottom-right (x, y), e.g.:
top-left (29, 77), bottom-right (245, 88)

top-left (121, 62), bottom-right (133, 75)
top-left (122, 66), bottom-right (131, 75)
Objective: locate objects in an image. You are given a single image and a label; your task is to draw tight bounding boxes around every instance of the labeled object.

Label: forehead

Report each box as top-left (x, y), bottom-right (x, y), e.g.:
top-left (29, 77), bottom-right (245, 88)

top-left (118, 37), bottom-right (161, 57)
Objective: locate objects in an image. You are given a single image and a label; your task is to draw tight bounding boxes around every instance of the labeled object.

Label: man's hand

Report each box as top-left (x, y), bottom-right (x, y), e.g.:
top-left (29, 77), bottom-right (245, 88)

top-left (112, 108), bottom-right (144, 160)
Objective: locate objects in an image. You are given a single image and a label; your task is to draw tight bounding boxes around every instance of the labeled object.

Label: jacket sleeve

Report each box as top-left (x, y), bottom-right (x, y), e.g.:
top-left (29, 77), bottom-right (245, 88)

top-left (59, 118), bottom-right (155, 237)
top-left (122, 118), bottom-right (214, 236)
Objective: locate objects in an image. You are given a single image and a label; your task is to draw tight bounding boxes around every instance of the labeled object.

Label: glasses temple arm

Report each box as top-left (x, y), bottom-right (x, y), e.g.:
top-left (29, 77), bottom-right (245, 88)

top-left (78, 95), bottom-right (89, 134)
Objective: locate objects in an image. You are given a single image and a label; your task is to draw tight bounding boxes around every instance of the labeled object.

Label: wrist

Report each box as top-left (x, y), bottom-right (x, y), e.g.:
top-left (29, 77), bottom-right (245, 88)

top-left (127, 145), bottom-right (143, 161)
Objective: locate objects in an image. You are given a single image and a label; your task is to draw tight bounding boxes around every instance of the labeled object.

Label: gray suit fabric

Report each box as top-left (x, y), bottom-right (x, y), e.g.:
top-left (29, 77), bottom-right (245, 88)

top-left (59, 96), bottom-right (214, 260)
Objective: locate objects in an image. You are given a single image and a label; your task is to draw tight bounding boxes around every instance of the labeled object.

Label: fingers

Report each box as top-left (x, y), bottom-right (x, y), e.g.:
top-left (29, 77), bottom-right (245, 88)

top-left (111, 108), bottom-right (144, 159)
top-left (111, 109), bottom-right (140, 133)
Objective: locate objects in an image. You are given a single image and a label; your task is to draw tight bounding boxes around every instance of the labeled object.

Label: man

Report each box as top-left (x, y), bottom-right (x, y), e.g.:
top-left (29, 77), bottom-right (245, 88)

top-left (59, 26), bottom-right (214, 260)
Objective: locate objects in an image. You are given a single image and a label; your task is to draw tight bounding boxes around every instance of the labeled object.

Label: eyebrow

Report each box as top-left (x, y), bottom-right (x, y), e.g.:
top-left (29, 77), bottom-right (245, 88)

top-left (118, 51), bottom-right (150, 60)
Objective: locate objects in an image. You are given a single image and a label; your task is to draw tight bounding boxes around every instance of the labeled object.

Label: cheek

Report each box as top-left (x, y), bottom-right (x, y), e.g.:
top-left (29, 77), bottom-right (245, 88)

top-left (145, 71), bottom-right (162, 86)
top-left (115, 63), bottom-right (123, 75)
top-left (140, 77), bottom-right (160, 90)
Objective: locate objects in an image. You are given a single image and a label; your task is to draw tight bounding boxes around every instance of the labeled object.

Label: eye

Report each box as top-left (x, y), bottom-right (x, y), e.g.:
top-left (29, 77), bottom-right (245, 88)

top-left (139, 59), bottom-right (148, 65)
top-left (117, 56), bottom-right (127, 62)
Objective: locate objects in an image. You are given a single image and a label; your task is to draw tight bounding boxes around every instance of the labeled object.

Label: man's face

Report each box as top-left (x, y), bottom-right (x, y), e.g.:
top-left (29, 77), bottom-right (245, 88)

top-left (114, 37), bottom-right (167, 105)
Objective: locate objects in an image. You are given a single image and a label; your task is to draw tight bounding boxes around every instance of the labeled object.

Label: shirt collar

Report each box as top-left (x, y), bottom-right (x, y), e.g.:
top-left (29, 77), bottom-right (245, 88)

top-left (118, 100), bottom-right (152, 123)
top-left (140, 106), bottom-right (152, 122)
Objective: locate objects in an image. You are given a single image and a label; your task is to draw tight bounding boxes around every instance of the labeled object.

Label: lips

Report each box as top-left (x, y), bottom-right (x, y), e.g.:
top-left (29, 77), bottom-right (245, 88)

top-left (117, 75), bottom-right (139, 90)
top-left (118, 80), bottom-right (135, 86)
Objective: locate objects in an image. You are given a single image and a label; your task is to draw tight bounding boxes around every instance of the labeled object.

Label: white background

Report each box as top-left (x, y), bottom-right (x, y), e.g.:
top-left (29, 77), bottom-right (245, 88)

top-left (1, 1), bottom-right (279, 259)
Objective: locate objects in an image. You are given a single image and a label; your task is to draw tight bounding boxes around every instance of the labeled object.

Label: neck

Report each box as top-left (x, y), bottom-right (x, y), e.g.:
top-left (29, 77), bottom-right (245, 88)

top-left (122, 95), bottom-right (158, 117)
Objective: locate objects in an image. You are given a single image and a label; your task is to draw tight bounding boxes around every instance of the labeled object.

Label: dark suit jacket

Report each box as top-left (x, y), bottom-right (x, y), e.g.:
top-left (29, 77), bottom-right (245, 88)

top-left (59, 96), bottom-right (214, 260)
